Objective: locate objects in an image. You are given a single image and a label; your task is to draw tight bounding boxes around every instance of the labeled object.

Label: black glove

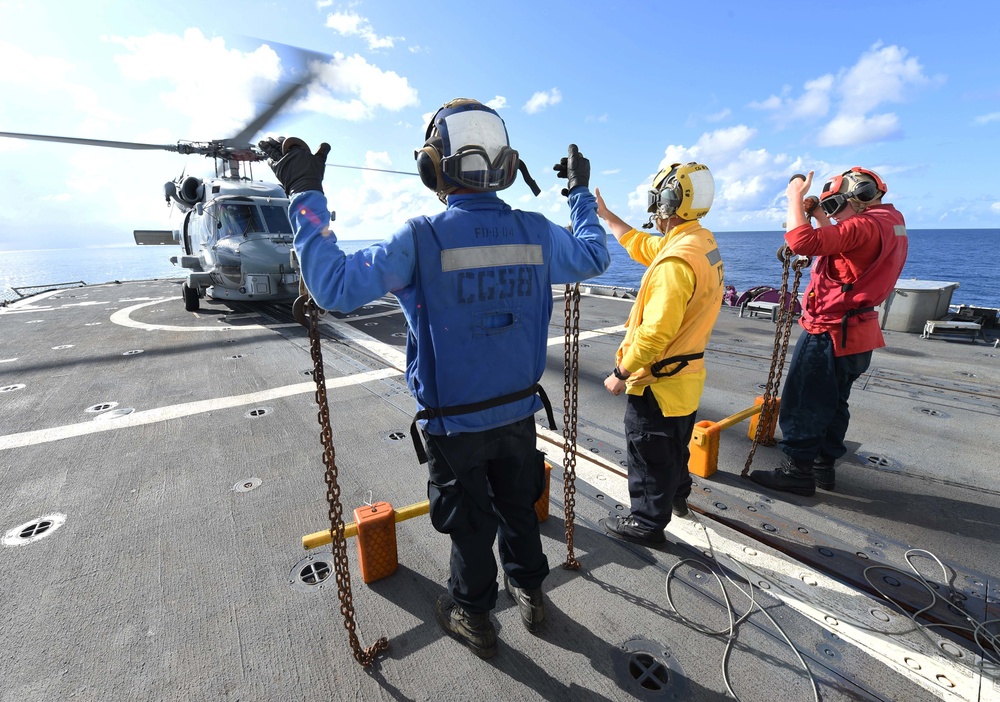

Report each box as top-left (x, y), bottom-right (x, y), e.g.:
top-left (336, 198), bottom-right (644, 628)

top-left (552, 144), bottom-right (590, 197)
top-left (257, 136), bottom-right (331, 196)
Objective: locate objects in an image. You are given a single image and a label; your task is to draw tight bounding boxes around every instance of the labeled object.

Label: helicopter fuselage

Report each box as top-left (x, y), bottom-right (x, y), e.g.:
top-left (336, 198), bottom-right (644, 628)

top-left (169, 177), bottom-right (299, 306)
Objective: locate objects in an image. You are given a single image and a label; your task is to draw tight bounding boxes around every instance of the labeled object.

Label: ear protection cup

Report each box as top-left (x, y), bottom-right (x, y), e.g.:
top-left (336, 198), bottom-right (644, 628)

top-left (415, 137), bottom-right (443, 192)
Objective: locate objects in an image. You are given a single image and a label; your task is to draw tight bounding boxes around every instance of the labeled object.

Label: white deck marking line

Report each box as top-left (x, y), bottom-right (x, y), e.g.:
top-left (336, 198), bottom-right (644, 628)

top-left (319, 318), bottom-right (408, 369)
top-left (337, 308), bottom-right (405, 322)
top-left (664, 516), bottom-right (981, 698)
top-left (0, 358), bottom-right (18, 363)
top-left (547, 324), bottom-right (624, 345)
top-left (110, 298), bottom-right (271, 332)
top-left (0, 368), bottom-right (401, 451)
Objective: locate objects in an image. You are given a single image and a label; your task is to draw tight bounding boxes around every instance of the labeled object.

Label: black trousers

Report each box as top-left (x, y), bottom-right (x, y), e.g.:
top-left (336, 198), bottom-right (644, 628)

top-left (423, 416), bottom-right (550, 613)
top-left (624, 387), bottom-right (697, 530)
top-left (778, 330), bottom-right (872, 463)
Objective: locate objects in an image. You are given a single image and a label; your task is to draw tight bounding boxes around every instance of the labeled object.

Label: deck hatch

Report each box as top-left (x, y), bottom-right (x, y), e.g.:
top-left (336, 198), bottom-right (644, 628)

top-left (612, 637), bottom-right (686, 700)
top-left (86, 402), bottom-right (119, 413)
top-left (234, 478), bottom-right (262, 492)
top-left (3, 513), bottom-right (67, 547)
top-left (290, 554), bottom-right (335, 592)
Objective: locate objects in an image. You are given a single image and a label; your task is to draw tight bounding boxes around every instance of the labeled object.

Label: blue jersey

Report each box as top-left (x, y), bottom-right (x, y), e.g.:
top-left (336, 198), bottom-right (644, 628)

top-left (290, 188), bottom-right (609, 435)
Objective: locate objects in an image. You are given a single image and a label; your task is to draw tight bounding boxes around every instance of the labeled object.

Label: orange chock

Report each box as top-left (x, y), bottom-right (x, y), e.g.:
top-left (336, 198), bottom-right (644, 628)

top-left (747, 395), bottom-right (779, 444)
top-left (688, 420), bottom-right (721, 478)
top-left (535, 461), bottom-right (554, 522)
top-left (354, 501), bottom-right (398, 584)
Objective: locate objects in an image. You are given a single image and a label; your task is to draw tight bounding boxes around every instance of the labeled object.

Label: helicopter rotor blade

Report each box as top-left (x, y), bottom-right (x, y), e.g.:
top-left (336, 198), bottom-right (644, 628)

top-left (225, 45), bottom-right (330, 149)
top-left (0, 131), bottom-right (184, 152)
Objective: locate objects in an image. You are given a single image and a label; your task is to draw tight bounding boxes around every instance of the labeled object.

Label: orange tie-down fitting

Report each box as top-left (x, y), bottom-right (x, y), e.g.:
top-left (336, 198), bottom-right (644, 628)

top-left (687, 396), bottom-right (779, 478)
top-left (301, 462), bottom-right (554, 584)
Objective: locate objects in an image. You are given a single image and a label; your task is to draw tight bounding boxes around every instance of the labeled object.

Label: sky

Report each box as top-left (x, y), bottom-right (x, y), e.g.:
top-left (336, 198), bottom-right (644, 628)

top-left (0, 0), bottom-right (998, 251)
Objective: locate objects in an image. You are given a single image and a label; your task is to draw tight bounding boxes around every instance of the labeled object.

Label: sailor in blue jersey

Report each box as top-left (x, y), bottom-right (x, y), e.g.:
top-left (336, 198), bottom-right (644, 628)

top-left (259, 98), bottom-right (609, 659)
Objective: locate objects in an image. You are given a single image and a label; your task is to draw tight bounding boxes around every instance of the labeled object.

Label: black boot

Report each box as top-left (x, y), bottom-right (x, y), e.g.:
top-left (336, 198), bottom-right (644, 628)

top-left (671, 497), bottom-right (690, 518)
top-left (749, 457), bottom-right (816, 496)
top-left (504, 574), bottom-right (545, 633)
top-left (435, 594), bottom-right (498, 659)
top-left (813, 457), bottom-right (836, 491)
top-left (600, 514), bottom-right (667, 546)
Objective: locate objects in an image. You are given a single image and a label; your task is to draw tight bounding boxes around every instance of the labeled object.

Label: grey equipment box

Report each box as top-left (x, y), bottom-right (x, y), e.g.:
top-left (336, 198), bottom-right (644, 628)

top-left (879, 279), bottom-right (960, 333)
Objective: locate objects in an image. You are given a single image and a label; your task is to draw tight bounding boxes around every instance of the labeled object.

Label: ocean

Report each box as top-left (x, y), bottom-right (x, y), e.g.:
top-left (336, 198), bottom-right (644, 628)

top-left (2, 228), bottom-right (997, 309)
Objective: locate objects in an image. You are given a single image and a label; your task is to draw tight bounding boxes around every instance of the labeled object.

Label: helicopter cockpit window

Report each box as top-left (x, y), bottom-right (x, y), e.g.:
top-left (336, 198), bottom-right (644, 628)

top-left (259, 205), bottom-right (293, 234)
top-left (218, 203), bottom-right (264, 238)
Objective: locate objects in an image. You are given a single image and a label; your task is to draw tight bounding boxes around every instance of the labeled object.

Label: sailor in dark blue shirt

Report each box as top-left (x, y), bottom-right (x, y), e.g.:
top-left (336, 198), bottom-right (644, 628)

top-left (260, 98), bottom-right (609, 658)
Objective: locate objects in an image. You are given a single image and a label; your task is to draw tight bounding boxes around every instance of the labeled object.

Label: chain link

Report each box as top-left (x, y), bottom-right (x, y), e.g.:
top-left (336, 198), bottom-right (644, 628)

top-left (305, 298), bottom-right (388, 667)
top-left (741, 254), bottom-right (805, 477)
top-left (561, 284), bottom-right (581, 570)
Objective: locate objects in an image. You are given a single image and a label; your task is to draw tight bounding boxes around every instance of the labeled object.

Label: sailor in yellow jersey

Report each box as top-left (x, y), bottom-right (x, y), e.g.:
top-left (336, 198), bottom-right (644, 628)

top-left (595, 162), bottom-right (725, 546)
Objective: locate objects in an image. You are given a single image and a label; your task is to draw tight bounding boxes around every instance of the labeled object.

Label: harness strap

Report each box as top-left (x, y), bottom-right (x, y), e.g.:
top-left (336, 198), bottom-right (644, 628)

top-left (409, 384), bottom-right (556, 464)
top-left (650, 352), bottom-right (705, 378)
top-left (840, 306), bottom-right (876, 347)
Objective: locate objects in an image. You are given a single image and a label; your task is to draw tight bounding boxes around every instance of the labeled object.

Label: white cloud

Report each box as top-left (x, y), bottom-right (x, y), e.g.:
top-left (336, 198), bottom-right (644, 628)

top-left (816, 113), bottom-right (900, 147)
top-left (325, 11), bottom-right (402, 50)
top-left (749, 43), bottom-right (932, 147)
top-left (705, 108), bottom-right (731, 122)
top-left (790, 75), bottom-right (834, 120)
top-left (523, 88), bottom-right (562, 114)
top-left (991, 202), bottom-right (1000, 213)
top-left (485, 96), bottom-right (508, 110)
top-left (329, 150), bottom-right (437, 237)
top-left (110, 29), bottom-right (282, 138)
top-left (303, 53), bottom-right (419, 120)
top-left (975, 112), bottom-right (1000, 125)
top-left (839, 43), bottom-right (929, 116)
top-left (586, 113), bottom-right (609, 123)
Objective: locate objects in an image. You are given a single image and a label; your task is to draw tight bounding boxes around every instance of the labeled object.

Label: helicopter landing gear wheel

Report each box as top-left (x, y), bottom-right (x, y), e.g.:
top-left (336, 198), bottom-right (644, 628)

top-left (182, 283), bottom-right (200, 312)
top-left (292, 295), bottom-right (309, 327)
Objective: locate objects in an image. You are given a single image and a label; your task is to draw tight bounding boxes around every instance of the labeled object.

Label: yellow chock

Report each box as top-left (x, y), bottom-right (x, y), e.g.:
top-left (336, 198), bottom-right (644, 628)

top-left (302, 500), bottom-right (430, 550)
top-left (301, 463), bottom-right (555, 580)
top-left (688, 420), bottom-right (721, 478)
top-left (688, 398), bottom-right (778, 477)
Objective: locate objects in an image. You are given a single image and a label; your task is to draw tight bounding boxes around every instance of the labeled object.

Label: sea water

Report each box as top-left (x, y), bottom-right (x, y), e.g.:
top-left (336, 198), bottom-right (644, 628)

top-left (2, 229), bottom-right (997, 308)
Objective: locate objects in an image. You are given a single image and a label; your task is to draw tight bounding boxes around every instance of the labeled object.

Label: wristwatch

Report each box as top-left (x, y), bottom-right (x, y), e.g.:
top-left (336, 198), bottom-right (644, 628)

top-left (612, 365), bottom-right (630, 381)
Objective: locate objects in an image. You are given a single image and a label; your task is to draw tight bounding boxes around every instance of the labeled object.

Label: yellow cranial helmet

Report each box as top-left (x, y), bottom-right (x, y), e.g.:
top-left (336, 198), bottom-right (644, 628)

top-left (647, 162), bottom-right (715, 221)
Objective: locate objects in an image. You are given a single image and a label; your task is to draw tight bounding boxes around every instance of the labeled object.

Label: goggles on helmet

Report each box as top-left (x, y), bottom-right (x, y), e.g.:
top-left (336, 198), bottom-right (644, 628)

top-left (820, 167), bottom-right (886, 217)
top-left (819, 192), bottom-right (851, 217)
top-left (440, 144), bottom-right (519, 191)
top-left (434, 104), bottom-right (519, 192)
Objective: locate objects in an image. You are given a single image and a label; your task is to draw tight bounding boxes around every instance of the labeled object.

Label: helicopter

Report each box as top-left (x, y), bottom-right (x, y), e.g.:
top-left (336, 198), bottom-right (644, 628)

top-left (0, 72), bottom-right (317, 312)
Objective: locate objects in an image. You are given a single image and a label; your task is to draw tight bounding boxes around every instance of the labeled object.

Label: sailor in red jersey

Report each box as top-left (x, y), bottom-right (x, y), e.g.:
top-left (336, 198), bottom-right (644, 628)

top-left (750, 168), bottom-right (908, 496)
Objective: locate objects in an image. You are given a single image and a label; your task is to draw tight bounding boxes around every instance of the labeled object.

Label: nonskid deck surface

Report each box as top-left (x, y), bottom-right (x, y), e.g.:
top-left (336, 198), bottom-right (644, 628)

top-left (1, 279), bottom-right (998, 701)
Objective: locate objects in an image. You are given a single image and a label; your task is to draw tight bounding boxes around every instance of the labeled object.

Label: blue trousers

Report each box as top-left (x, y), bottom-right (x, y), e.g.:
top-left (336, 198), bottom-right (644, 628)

top-left (624, 388), bottom-right (696, 530)
top-left (423, 416), bottom-right (549, 614)
top-left (778, 330), bottom-right (872, 463)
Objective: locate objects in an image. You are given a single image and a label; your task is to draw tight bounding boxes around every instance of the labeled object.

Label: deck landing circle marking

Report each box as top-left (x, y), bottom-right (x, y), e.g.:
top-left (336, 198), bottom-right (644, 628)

top-left (3, 513), bottom-right (67, 547)
top-left (110, 297), bottom-right (272, 332)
